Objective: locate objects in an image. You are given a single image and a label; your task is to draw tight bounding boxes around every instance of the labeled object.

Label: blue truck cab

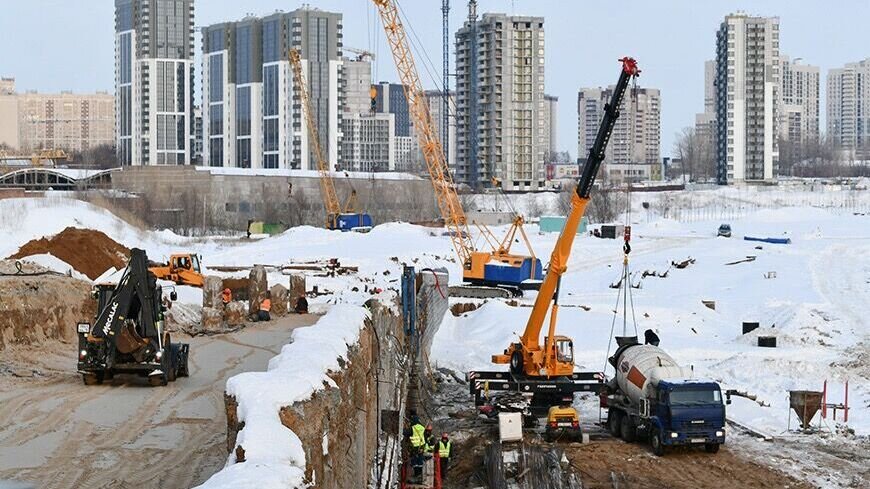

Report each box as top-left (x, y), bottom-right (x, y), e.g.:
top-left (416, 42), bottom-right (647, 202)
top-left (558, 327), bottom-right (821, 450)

top-left (648, 380), bottom-right (726, 454)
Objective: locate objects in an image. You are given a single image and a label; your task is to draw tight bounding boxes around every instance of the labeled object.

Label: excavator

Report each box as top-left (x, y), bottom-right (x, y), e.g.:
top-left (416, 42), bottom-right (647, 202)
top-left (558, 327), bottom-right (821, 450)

top-left (469, 57), bottom-right (641, 413)
top-left (149, 252), bottom-right (204, 287)
top-left (78, 248), bottom-right (189, 386)
top-left (289, 49), bottom-right (373, 232)
top-left (372, 0), bottom-right (541, 297)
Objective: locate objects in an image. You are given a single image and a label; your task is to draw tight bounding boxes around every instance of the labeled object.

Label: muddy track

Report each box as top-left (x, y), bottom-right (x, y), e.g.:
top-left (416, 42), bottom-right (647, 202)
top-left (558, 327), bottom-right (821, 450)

top-left (0, 314), bottom-right (319, 489)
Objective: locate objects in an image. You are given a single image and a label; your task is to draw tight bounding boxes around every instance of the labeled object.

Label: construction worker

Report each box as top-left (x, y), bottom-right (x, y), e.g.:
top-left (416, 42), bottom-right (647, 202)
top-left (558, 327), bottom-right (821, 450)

top-left (258, 292), bottom-right (272, 321)
top-left (221, 288), bottom-right (232, 308)
top-left (294, 293), bottom-right (309, 314)
top-left (423, 424), bottom-right (435, 454)
top-left (437, 433), bottom-right (453, 480)
top-left (408, 415), bottom-right (426, 482)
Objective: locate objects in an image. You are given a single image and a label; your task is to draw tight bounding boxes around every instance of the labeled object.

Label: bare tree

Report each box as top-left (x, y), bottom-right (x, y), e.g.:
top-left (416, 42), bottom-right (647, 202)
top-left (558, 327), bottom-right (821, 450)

top-left (672, 127), bottom-right (715, 182)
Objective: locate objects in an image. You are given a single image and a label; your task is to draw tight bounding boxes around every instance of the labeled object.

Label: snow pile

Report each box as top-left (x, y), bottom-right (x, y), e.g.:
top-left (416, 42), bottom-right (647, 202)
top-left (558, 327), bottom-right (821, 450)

top-left (195, 305), bottom-right (370, 489)
top-left (17, 253), bottom-right (90, 281)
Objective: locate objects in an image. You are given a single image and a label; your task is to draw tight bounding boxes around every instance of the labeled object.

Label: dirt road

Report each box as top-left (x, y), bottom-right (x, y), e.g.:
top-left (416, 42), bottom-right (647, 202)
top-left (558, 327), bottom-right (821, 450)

top-left (0, 314), bottom-right (318, 489)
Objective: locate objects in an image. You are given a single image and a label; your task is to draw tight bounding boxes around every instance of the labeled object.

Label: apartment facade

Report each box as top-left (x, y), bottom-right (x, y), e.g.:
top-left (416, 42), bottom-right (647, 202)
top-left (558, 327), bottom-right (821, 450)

top-left (456, 14), bottom-right (547, 191)
top-left (0, 79), bottom-right (115, 153)
top-left (780, 56), bottom-right (820, 144)
top-left (424, 89), bottom-right (456, 168)
top-left (577, 86), bottom-right (661, 173)
top-left (201, 7), bottom-right (344, 170)
top-left (827, 58), bottom-right (870, 158)
top-left (543, 94), bottom-right (558, 156)
top-left (341, 113), bottom-right (394, 172)
top-left (114, 0), bottom-right (195, 166)
top-left (715, 13), bottom-right (780, 184)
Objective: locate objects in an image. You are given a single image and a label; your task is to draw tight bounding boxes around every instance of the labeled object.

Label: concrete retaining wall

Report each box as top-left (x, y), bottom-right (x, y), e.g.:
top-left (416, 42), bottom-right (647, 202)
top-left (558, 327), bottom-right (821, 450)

top-left (111, 166), bottom-right (438, 230)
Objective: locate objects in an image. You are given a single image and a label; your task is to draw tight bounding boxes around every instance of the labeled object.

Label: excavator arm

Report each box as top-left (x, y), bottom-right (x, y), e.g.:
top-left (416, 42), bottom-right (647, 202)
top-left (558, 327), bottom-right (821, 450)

top-left (495, 58), bottom-right (640, 376)
top-left (90, 248), bottom-right (161, 346)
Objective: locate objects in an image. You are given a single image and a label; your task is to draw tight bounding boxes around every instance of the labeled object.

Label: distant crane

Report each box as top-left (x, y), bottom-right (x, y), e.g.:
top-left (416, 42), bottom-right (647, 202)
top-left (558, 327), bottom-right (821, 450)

top-left (441, 0), bottom-right (450, 172)
top-left (289, 49), bottom-right (373, 231)
top-left (0, 148), bottom-right (71, 167)
top-left (344, 46), bottom-right (376, 62)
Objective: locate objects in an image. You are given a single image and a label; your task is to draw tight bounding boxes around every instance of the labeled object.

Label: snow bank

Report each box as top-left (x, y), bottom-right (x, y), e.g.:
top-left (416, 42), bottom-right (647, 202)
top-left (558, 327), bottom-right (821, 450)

top-left (195, 305), bottom-right (370, 489)
top-left (17, 253), bottom-right (89, 281)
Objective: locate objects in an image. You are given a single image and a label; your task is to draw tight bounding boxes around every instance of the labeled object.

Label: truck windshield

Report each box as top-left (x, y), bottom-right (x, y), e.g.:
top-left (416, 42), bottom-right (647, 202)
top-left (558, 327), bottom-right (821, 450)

top-left (670, 388), bottom-right (721, 405)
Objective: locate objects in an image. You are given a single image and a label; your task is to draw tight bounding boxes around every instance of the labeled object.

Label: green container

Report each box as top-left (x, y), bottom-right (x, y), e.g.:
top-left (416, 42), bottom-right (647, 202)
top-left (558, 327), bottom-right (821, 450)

top-left (539, 216), bottom-right (588, 234)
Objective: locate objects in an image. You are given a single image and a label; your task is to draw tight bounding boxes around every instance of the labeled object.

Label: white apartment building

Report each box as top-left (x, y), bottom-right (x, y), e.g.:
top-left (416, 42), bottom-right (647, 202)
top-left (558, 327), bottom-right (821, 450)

top-left (114, 0), bottom-right (195, 165)
top-left (827, 58), bottom-right (870, 158)
top-left (780, 55), bottom-right (820, 144)
top-left (202, 7), bottom-right (343, 170)
top-left (456, 14), bottom-right (547, 191)
top-left (577, 86), bottom-right (661, 171)
top-left (715, 12), bottom-right (780, 184)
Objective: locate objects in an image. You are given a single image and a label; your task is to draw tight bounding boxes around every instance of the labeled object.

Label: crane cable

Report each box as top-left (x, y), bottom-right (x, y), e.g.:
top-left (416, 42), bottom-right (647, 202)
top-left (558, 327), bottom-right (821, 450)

top-left (603, 76), bottom-right (641, 373)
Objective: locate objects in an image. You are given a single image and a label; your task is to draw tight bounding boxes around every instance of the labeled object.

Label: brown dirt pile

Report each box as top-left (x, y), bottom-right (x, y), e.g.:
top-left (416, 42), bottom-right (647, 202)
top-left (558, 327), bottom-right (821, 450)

top-left (9, 227), bottom-right (130, 280)
top-left (0, 261), bottom-right (96, 350)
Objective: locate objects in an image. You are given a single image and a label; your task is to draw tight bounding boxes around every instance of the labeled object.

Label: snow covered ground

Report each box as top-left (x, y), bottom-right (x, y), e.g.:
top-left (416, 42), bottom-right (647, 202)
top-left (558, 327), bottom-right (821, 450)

top-left (2, 186), bottom-right (868, 486)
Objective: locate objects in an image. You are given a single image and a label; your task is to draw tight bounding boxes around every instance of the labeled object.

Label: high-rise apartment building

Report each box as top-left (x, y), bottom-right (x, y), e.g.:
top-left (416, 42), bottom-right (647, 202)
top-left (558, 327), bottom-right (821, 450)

top-left (780, 56), bottom-right (819, 144)
top-left (424, 89), bottom-right (456, 168)
top-left (114, 0), bottom-right (195, 166)
top-left (0, 79), bottom-right (115, 154)
top-left (827, 58), bottom-right (870, 158)
top-left (543, 94), bottom-right (558, 156)
top-left (341, 113), bottom-right (394, 172)
top-left (343, 57), bottom-right (373, 117)
top-left (715, 13), bottom-right (780, 184)
top-left (456, 14), bottom-right (547, 191)
top-left (374, 82), bottom-right (411, 137)
top-left (695, 60), bottom-right (717, 150)
top-left (202, 7), bottom-right (344, 170)
top-left (577, 86), bottom-right (661, 172)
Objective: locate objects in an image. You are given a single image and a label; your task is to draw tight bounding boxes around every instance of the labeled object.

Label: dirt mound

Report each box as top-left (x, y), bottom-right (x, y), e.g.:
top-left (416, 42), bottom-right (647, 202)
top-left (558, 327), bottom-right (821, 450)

top-left (9, 227), bottom-right (130, 280)
top-left (0, 260), bottom-right (96, 350)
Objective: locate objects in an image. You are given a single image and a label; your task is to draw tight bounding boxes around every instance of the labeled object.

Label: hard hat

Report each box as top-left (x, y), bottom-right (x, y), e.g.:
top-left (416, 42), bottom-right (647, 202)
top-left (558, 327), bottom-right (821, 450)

top-left (224, 288), bottom-right (230, 293)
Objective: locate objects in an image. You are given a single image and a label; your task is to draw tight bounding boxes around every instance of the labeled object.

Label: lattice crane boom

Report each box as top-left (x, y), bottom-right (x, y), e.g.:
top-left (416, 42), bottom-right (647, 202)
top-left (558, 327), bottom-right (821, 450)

top-left (372, 0), bottom-right (473, 265)
top-left (289, 49), bottom-right (343, 225)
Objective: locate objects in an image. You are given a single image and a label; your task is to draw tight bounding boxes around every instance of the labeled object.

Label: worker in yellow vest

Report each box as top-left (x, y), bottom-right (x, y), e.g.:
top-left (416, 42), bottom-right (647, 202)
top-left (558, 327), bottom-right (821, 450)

top-left (423, 424), bottom-right (435, 453)
top-left (437, 432), bottom-right (453, 480)
top-left (408, 415), bottom-right (426, 482)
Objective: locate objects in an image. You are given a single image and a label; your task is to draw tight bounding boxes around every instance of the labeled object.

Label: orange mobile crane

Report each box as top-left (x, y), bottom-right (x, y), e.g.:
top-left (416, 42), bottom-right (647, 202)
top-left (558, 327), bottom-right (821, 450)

top-left (469, 58), bottom-right (641, 411)
top-left (289, 49), bottom-right (373, 232)
top-left (372, 0), bottom-right (541, 297)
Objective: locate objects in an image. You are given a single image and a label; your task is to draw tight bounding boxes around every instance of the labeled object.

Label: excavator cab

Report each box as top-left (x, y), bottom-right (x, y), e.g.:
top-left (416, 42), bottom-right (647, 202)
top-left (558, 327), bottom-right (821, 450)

top-left (171, 254), bottom-right (201, 273)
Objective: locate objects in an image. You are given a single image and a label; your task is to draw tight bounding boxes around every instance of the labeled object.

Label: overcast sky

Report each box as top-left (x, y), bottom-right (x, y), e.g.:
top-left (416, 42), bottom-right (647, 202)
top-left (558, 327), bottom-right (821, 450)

top-left (1, 0), bottom-right (868, 158)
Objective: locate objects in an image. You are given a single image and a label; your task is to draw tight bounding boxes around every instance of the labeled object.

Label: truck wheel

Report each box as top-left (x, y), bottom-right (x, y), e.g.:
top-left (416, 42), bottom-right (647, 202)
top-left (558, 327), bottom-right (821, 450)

top-left (510, 351), bottom-right (524, 375)
top-left (651, 428), bottom-right (665, 456)
top-left (148, 372), bottom-right (168, 387)
top-left (705, 443), bottom-right (720, 454)
top-left (620, 415), bottom-right (636, 442)
top-left (166, 354), bottom-right (177, 382)
top-left (608, 411), bottom-right (623, 438)
top-left (82, 373), bottom-right (103, 385)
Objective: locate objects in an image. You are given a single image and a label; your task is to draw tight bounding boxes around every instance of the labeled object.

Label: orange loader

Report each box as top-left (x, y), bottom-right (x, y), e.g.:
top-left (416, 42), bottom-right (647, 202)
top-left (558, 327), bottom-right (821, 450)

top-left (149, 253), bottom-right (204, 288)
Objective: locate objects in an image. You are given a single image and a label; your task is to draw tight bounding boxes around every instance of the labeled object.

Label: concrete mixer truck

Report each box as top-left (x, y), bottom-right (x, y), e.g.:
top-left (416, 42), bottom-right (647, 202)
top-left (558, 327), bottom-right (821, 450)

top-left (604, 339), bottom-right (727, 455)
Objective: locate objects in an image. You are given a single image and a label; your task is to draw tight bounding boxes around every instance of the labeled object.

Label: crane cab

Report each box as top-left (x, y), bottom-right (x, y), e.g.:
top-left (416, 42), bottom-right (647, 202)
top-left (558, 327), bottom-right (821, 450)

top-left (494, 335), bottom-right (575, 378)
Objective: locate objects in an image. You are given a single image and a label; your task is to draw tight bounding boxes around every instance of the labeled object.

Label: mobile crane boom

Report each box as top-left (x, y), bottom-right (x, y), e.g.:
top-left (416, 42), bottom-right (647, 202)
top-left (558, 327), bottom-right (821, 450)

top-left (493, 58), bottom-right (640, 377)
top-left (289, 49), bottom-right (372, 231)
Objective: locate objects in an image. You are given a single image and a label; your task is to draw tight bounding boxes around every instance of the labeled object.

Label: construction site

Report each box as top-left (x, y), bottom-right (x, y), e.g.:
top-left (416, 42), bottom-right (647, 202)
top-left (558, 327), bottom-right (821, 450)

top-left (1, 1), bottom-right (869, 489)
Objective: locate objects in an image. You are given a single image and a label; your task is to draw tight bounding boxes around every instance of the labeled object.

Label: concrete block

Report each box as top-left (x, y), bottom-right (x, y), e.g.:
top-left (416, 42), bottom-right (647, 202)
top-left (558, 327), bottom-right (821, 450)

top-left (203, 275), bottom-right (223, 309)
top-left (270, 284), bottom-right (289, 316)
top-left (248, 265), bottom-right (267, 313)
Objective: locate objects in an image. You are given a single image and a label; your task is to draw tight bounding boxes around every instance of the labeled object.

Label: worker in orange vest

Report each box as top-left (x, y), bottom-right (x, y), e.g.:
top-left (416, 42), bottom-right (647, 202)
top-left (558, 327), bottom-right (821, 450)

top-left (258, 292), bottom-right (272, 321)
top-left (221, 288), bottom-right (232, 308)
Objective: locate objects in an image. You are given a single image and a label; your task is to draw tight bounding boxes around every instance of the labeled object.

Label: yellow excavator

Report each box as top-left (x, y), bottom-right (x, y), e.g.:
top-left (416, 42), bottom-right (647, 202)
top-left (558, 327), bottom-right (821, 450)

top-left (469, 58), bottom-right (640, 411)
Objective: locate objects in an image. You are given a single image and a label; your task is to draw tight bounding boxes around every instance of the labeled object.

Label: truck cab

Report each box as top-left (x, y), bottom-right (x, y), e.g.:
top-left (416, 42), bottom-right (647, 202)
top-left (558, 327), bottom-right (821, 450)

top-left (649, 380), bottom-right (726, 454)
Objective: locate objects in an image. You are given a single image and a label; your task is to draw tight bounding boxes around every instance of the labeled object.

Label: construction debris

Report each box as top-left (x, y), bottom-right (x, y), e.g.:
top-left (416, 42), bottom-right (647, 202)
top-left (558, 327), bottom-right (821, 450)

top-left (671, 257), bottom-right (696, 269)
top-left (725, 255), bottom-right (757, 266)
